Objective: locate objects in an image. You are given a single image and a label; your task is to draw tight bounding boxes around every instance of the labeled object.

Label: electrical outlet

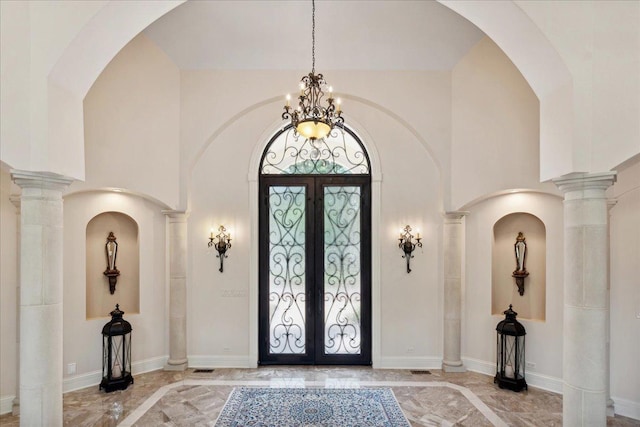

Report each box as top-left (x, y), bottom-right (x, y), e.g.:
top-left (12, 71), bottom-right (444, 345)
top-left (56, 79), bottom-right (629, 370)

top-left (67, 363), bottom-right (76, 375)
top-left (223, 347), bottom-right (231, 353)
top-left (525, 362), bottom-right (536, 369)
top-left (407, 346), bottom-right (415, 354)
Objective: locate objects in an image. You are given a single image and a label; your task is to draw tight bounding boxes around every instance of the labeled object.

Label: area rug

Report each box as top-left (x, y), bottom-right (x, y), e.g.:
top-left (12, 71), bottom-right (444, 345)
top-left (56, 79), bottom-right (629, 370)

top-left (215, 387), bottom-right (411, 426)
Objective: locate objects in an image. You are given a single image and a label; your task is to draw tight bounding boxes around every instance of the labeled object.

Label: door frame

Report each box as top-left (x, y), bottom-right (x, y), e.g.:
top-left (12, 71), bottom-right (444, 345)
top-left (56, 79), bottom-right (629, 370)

top-left (247, 122), bottom-right (382, 368)
top-left (258, 175), bottom-right (371, 365)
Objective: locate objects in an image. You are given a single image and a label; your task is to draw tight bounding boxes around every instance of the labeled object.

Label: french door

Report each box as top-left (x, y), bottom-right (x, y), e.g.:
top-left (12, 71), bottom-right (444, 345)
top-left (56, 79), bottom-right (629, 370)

top-left (259, 175), bottom-right (371, 365)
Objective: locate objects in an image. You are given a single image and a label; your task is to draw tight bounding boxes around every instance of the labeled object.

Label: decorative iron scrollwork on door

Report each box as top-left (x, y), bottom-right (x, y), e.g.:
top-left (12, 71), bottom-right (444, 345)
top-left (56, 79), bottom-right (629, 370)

top-left (268, 186), bottom-right (307, 354)
top-left (261, 126), bottom-right (369, 175)
top-left (323, 186), bottom-right (362, 355)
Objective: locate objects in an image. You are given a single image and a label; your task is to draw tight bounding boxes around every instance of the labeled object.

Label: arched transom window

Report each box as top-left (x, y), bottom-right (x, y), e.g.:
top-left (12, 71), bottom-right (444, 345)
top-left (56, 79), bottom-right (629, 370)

top-left (260, 125), bottom-right (370, 175)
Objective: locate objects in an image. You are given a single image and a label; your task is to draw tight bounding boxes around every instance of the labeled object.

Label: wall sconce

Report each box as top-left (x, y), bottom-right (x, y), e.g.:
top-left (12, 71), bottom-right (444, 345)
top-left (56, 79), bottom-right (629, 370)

top-left (208, 225), bottom-right (232, 273)
top-left (512, 232), bottom-right (529, 295)
top-left (104, 232), bottom-right (120, 294)
top-left (398, 225), bottom-right (422, 273)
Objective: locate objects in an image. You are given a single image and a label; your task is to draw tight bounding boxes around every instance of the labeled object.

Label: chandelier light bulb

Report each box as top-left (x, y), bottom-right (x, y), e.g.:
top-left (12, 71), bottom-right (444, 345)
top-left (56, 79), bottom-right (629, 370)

top-left (286, 94), bottom-right (291, 107)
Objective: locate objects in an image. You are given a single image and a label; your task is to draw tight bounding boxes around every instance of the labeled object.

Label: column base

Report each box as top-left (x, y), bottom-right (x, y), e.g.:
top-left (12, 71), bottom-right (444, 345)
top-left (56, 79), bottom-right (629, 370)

top-left (606, 399), bottom-right (615, 417)
top-left (442, 361), bottom-right (467, 373)
top-left (164, 358), bottom-right (188, 371)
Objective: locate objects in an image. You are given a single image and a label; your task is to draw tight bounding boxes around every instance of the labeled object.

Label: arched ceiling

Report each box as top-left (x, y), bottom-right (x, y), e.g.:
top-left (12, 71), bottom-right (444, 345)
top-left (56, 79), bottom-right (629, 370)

top-left (142, 0), bottom-right (485, 70)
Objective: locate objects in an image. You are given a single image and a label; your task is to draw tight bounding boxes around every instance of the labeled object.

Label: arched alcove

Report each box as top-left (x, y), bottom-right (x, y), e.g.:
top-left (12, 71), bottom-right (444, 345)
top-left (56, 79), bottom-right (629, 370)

top-left (492, 213), bottom-right (546, 321)
top-left (86, 212), bottom-right (140, 318)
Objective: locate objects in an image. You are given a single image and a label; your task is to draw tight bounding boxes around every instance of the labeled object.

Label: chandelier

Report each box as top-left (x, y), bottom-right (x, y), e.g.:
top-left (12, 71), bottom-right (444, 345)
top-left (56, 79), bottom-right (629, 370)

top-left (282, 0), bottom-right (343, 140)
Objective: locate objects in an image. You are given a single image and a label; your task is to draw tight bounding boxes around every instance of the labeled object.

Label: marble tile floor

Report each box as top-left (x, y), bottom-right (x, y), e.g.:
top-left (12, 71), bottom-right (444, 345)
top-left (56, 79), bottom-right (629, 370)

top-left (0, 367), bottom-right (638, 426)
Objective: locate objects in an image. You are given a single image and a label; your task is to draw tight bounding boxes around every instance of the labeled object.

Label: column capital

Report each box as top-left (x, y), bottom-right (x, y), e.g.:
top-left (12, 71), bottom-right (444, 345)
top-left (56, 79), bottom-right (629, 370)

top-left (552, 171), bottom-right (617, 194)
top-left (10, 170), bottom-right (74, 191)
top-left (9, 195), bottom-right (21, 211)
top-left (162, 210), bottom-right (189, 222)
top-left (443, 211), bottom-right (469, 222)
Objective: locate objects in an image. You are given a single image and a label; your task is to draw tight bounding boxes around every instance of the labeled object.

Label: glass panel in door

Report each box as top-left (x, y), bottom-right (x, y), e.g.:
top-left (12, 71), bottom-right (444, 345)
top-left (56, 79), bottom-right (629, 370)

top-left (323, 186), bottom-right (362, 355)
top-left (267, 186), bottom-right (307, 355)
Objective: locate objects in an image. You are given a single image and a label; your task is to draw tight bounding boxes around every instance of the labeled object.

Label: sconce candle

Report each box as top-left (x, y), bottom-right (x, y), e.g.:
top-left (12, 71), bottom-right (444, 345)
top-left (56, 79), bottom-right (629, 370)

top-left (398, 225), bottom-right (422, 273)
top-left (208, 225), bottom-right (232, 272)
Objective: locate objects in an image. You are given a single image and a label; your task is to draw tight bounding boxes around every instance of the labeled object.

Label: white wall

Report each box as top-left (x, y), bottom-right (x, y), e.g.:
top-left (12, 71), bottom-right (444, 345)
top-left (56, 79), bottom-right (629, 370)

top-left (516, 0), bottom-right (640, 174)
top-left (81, 34), bottom-right (181, 209)
top-left (0, 1), bottom-right (108, 179)
top-left (451, 37), bottom-right (552, 210)
top-left (609, 159), bottom-right (640, 417)
top-left (463, 192), bottom-right (564, 390)
top-left (62, 191), bottom-right (167, 386)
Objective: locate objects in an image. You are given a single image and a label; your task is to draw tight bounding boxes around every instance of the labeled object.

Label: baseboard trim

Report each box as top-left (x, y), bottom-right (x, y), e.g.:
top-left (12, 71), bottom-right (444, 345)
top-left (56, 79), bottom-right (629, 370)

top-left (375, 356), bottom-right (442, 370)
top-left (612, 396), bottom-right (640, 421)
top-left (462, 357), bottom-right (563, 394)
top-left (188, 355), bottom-right (252, 368)
top-left (0, 395), bottom-right (15, 416)
top-left (63, 355), bottom-right (167, 393)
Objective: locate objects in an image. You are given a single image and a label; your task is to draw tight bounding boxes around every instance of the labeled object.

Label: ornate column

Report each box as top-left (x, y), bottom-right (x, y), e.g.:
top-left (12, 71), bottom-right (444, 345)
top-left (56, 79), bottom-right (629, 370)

top-left (442, 212), bottom-right (467, 372)
top-left (553, 172), bottom-right (617, 426)
top-left (11, 170), bottom-right (73, 427)
top-left (9, 196), bottom-right (21, 416)
top-left (163, 210), bottom-right (188, 371)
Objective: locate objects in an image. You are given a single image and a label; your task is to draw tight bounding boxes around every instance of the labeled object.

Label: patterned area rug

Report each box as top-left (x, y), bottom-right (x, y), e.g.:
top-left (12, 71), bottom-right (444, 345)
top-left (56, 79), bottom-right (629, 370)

top-left (215, 387), bottom-right (411, 427)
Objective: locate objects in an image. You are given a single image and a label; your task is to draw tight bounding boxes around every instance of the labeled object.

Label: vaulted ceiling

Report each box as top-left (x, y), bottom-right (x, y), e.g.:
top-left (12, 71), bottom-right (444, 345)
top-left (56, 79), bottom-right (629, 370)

top-left (143, 0), bottom-right (485, 71)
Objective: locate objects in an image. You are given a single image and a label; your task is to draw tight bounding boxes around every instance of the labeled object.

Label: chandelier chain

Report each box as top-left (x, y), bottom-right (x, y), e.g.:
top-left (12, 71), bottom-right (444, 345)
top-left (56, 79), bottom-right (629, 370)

top-left (312, 0), bottom-right (316, 74)
top-left (281, 0), bottom-right (343, 140)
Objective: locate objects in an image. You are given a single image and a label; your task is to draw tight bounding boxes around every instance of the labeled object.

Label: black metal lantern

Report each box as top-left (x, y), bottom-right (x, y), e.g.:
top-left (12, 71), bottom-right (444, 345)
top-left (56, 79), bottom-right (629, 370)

top-left (494, 304), bottom-right (527, 392)
top-left (100, 304), bottom-right (133, 392)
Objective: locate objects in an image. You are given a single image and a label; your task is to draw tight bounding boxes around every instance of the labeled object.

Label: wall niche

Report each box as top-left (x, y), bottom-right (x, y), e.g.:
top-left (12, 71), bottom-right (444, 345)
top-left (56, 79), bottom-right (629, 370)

top-left (492, 213), bottom-right (546, 321)
top-left (86, 212), bottom-right (140, 319)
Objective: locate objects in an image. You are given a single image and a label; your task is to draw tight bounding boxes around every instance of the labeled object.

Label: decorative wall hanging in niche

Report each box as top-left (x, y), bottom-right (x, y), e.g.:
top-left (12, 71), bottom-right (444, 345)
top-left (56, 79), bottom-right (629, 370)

top-left (512, 232), bottom-right (529, 296)
top-left (208, 225), bottom-right (232, 272)
top-left (104, 232), bottom-right (120, 294)
top-left (398, 225), bottom-right (422, 273)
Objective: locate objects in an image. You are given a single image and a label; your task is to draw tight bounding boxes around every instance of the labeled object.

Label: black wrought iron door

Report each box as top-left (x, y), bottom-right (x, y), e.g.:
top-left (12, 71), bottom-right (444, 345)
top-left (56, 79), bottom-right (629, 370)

top-left (259, 176), bottom-right (371, 365)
